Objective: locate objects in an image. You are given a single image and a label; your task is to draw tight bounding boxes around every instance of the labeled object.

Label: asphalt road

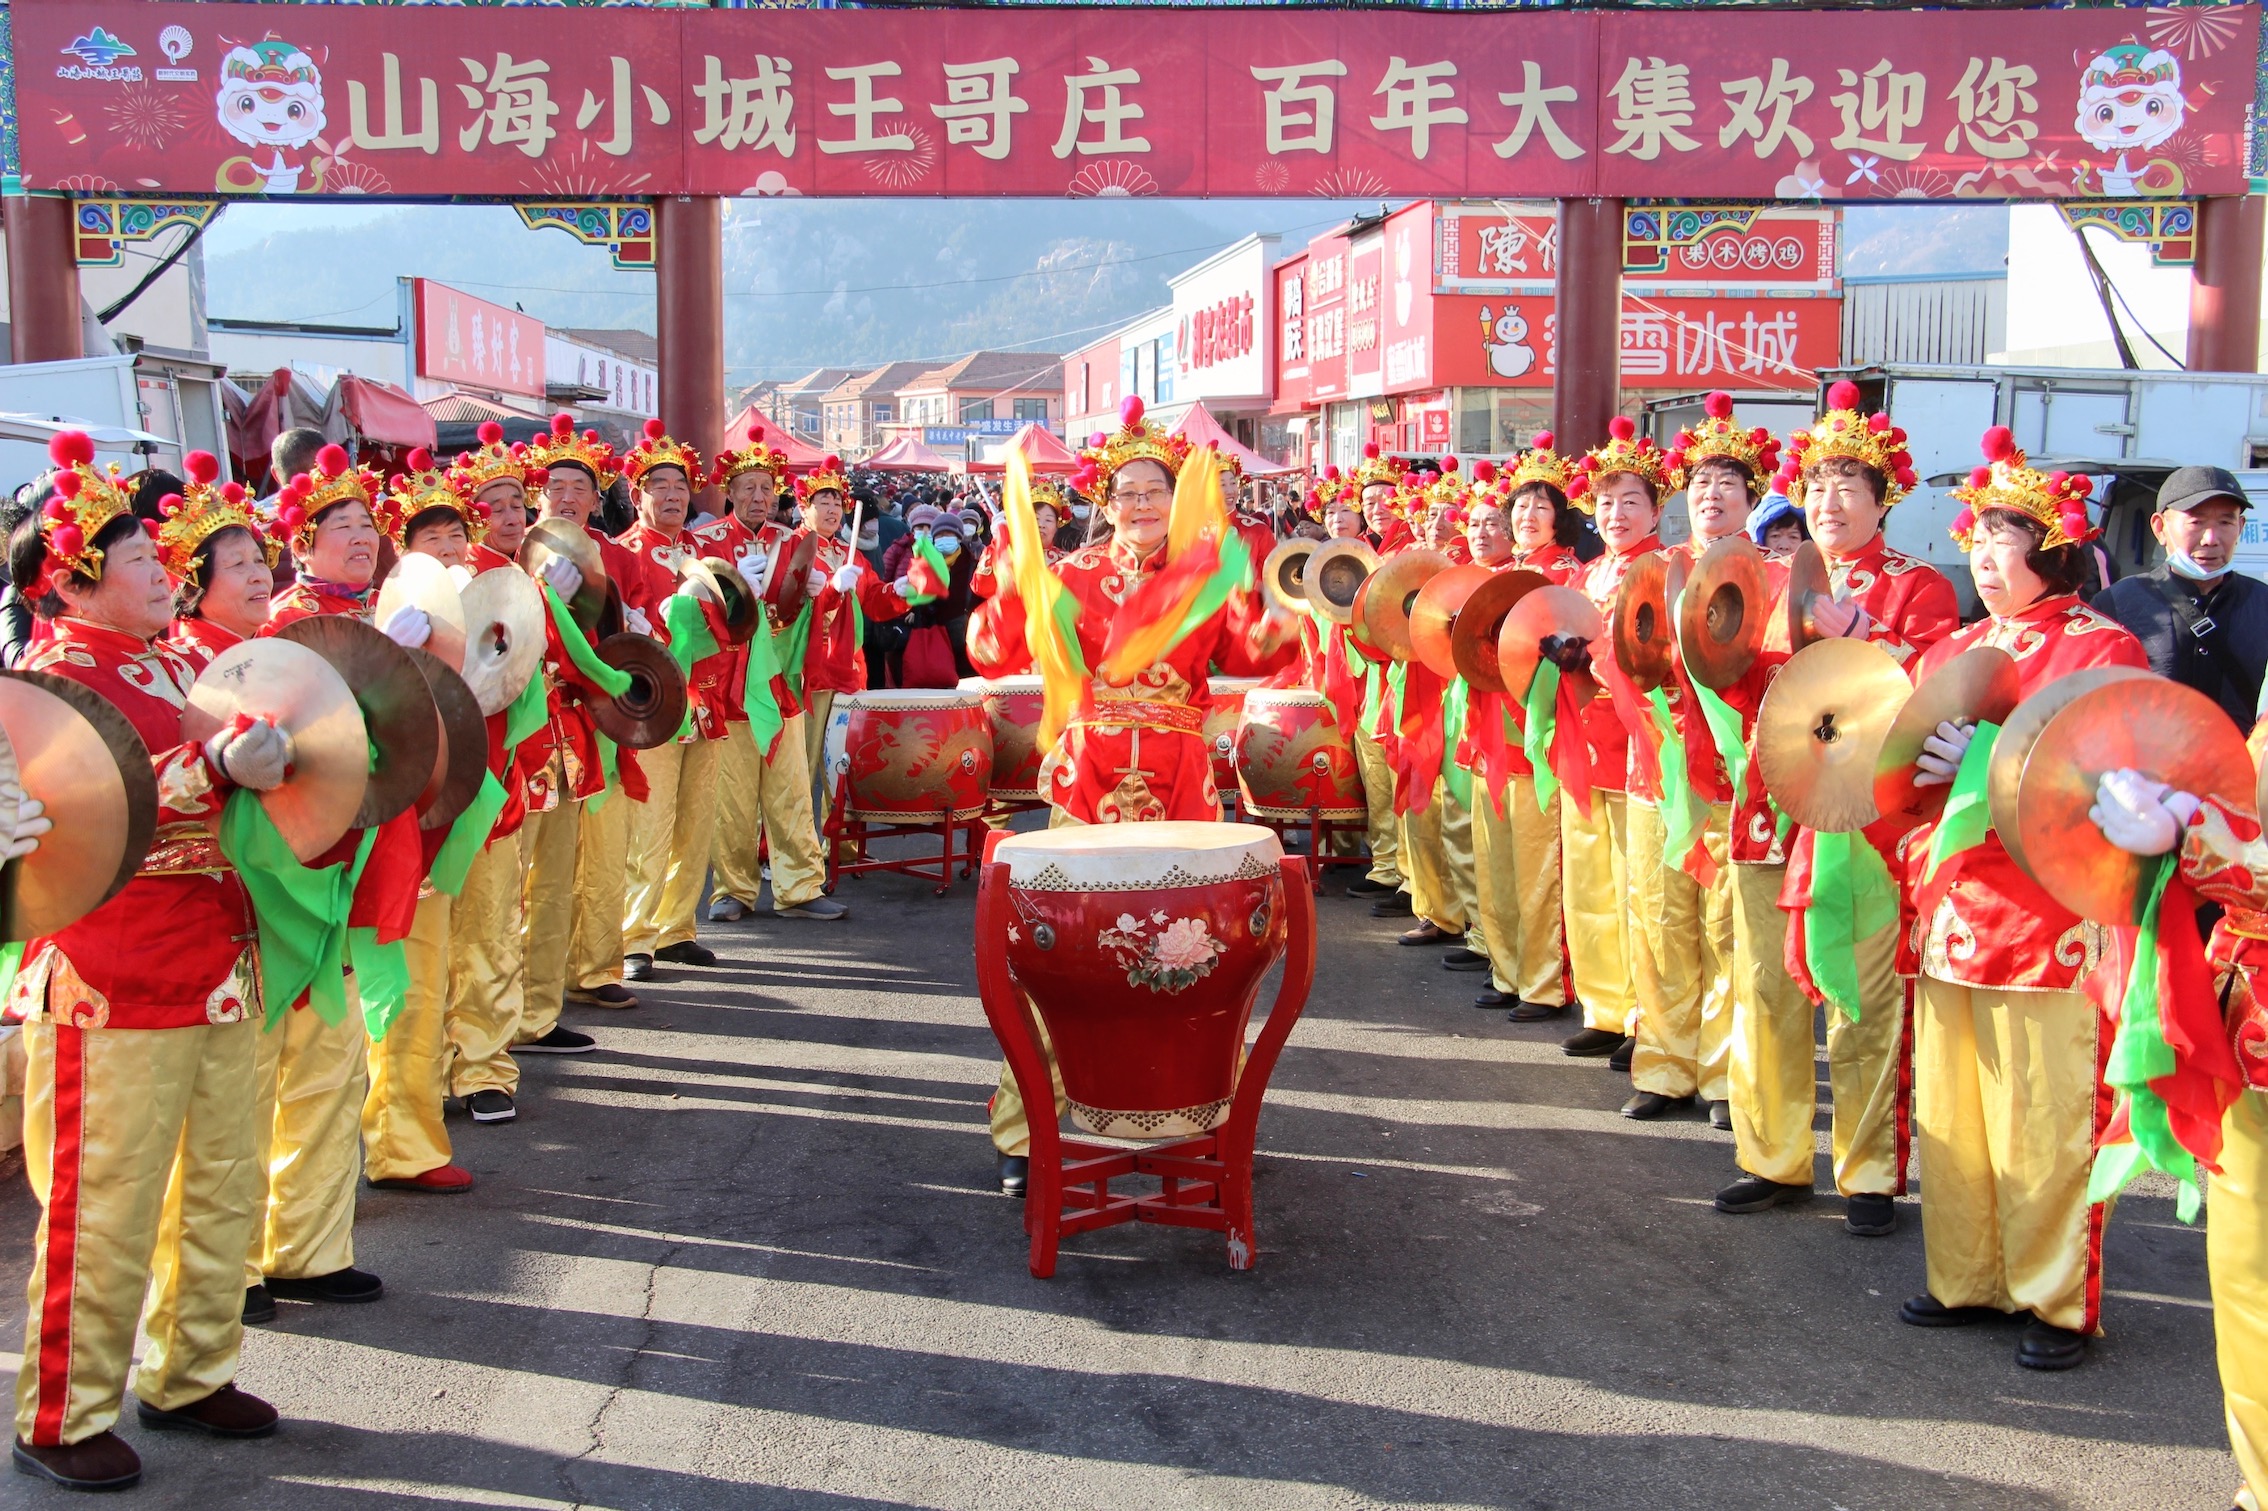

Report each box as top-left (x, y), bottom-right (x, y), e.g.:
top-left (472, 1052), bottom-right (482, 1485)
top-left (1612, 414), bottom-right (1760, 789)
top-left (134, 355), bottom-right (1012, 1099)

top-left (0, 846), bottom-right (2239, 1510)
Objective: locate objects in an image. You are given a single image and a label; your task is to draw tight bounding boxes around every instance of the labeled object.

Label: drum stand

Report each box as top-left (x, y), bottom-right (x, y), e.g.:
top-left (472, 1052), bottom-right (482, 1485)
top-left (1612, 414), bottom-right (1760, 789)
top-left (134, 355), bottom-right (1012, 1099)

top-left (974, 836), bottom-right (1317, 1279)
top-left (823, 772), bottom-right (984, 896)
top-left (1243, 808), bottom-right (1370, 894)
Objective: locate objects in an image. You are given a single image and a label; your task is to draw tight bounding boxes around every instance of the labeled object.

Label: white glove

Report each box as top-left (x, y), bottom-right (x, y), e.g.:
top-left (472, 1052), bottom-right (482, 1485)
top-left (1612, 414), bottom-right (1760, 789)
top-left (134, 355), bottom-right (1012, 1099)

top-left (831, 563), bottom-right (861, 594)
top-left (540, 556), bottom-right (583, 602)
top-left (1912, 720), bottom-right (1975, 788)
top-left (208, 717), bottom-right (293, 793)
top-left (623, 605), bottom-right (653, 638)
top-left (805, 566), bottom-right (829, 597)
top-left (734, 546), bottom-right (769, 599)
top-left (0, 782), bottom-right (49, 861)
top-left (380, 604), bottom-right (430, 650)
top-left (1810, 596), bottom-right (1870, 639)
top-left (893, 575), bottom-right (915, 597)
top-left (2089, 768), bottom-right (2201, 857)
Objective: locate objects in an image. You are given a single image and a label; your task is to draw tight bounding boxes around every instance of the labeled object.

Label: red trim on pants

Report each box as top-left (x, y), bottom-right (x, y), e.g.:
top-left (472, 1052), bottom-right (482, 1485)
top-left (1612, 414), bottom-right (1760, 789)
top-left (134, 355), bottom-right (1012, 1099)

top-left (2084, 999), bottom-right (2115, 1336)
top-left (1893, 977), bottom-right (1916, 1198)
top-left (32, 1024), bottom-right (86, 1446)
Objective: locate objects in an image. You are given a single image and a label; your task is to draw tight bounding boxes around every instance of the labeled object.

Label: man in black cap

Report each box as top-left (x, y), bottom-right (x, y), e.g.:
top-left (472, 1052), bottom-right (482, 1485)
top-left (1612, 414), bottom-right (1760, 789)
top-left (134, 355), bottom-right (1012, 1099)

top-left (2096, 465), bottom-right (2267, 730)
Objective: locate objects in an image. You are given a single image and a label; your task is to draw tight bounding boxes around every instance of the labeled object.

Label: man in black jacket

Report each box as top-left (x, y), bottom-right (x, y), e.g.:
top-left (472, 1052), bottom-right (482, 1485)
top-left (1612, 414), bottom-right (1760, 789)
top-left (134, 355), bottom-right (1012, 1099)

top-left (2095, 465), bottom-right (2267, 730)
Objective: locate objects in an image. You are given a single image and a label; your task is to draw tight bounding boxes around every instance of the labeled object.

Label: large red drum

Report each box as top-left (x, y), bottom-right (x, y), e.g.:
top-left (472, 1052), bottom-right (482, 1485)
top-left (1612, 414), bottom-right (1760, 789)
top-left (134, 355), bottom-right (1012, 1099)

top-left (822, 688), bottom-right (993, 823)
top-left (1204, 677), bottom-right (1262, 796)
top-left (1234, 687), bottom-right (1365, 821)
top-left (996, 823), bottom-right (1287, 1138)
top-left (970, 674), bottom-right (1044, 803)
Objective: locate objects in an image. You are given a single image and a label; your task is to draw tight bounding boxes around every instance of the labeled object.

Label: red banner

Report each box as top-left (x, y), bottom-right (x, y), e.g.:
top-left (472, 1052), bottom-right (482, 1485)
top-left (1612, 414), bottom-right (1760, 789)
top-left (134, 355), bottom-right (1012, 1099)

top-left (1444, 293), bottom-right (1842, 391)
top-left (16, 0), bottom-right (2256, 200)
top-left (413, 279), bottom-right (545, 396)
top-left (1443, 205), bottom-right (1838, 289)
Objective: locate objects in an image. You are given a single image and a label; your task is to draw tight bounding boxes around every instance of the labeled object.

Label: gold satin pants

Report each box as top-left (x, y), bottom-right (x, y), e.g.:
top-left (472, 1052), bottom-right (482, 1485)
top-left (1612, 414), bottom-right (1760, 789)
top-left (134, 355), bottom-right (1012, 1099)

top-left (2214, 1089), bottom-right (2268, 1511)
top-left (1914, 976), bottom-right (2100, 1332)
top-left (1561, 790), bottom-right (1635, 1035)
top-left (989, 1011), bottom-right (1069, 1158)
top-left (1400, 783), bottom-right (1470, 934)
top-left (625, 737), bottom-right (721, 956)
top-left (251, 993), bottom-right (365, 1283)
top-left (16, 1018), bottom-right (259, 1446)
top-left (1728, 862), bottom-right (1819, 1187)
top-left (1472, 777), bottom-right (1567, 1007)
top-left (806, 688), bottom-right (837, 843)
top-left (447, 834), bottom-right (524, 1097)
top-left (362, 892), bottom-right (454, 1182)
top-left (1352, 727), bottom-right (1402, 887)
top-left (517, 797), bottom-right (582, 1041)
top-left (1628, 800), bottom-right (1734, 1101)
top-left (712, 713), bottom-right (826, 911)
top-left (1825, 918), bottom-right (1908, 1197)
top-left (571, 783), bottom-right (632, 992)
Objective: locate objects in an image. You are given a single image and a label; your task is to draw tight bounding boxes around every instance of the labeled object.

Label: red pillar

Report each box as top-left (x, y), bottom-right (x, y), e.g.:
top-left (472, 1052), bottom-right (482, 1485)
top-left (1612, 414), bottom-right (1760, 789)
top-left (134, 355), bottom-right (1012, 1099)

top-left (2188, 195), bottom-right (2264, 373)
top-left (6, 194), bottom-right (84, 365)
top-left (654, 195), bottom-right (725, 507)
top-left (1551, 197), bottom-right (1623, 453)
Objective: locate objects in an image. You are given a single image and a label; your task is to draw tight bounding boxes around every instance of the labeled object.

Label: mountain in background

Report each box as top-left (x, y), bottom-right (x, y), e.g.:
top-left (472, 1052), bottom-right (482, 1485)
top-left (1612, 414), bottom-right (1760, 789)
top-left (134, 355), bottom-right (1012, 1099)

top-left (1841, 204), bottom-right (2008, 278)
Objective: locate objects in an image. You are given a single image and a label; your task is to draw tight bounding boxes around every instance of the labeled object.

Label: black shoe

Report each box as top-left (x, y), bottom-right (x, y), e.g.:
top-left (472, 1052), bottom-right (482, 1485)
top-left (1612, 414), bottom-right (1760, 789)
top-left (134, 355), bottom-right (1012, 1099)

top-left (1562, 1027), bottom-right (1623, 1057)
top-left (242, 1284), bottom-right (276, 1326)
top-left (1475, 988), bottom-right (1514, 1009)
top-left (1606, 1036), bottom-right (1635, 1073)
top-left (519, 1027), bottom-right (597, 1054)
top-left (135, 1384), bottom-right (279, 1438)
top-left (1344, 875), bottom-right (1395, 898)
top-left (622, 953), bottom-right (653, 981)
top-left (265, 1267), bottom-right (383, 1304)
top-left (997, 1154), bottom-right (1028, 1198)
top-left (566, 983), bottom-right (639, 1009)
top-left (12, 1431), bottom-right (140, 1491)
top-left (466, 1089), bottom-right (517, 1123)
top-left (1441, 947), bottom-right (1490, 972)
top-left (1708, 1099), bottom-right (1733, 1130)
top-left (1509, 999), bottom-right (1567, 1022)
top-left (1899, 1294), bottom-right (1997, 1328)
top-left (2016, 1318), bottom-right (2088, 1371)
top-left (655, 940), bottom-right (717, 967)
top-left (1370, 893), bottom-right (1414, 916)
top-left (1713, 1174), bottom-right (1813, 1213)
top-left (1846, 1193), bottom-right (1898, 1236)
top-left (1621, 1091), bottom-right (1695, 1120)
top-left (1399, 921), bottom-right (1461, 946)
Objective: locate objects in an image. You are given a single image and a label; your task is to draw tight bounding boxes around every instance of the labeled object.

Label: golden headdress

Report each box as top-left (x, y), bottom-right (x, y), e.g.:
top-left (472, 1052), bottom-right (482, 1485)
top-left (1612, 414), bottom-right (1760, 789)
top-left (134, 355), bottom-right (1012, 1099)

top-left (36, 430), bottom-right (134, 584)
top-left (1949, 425), bottom-right (2100, 551)
top-left (156, 449), bottom-right (281, 580)
top-left (620, 417), bottom-right (703, 490)
top-left (380, 447), bottom-right (488, 547)
top-left (710, 421), bottom-right (791, 489)
top-left (1568, 417), bottom-right (1672, 514)
top-left (1072, 395), bottom-right (1190, 498)
top-left (1774, 379), bottom-right (1918, 508)
top-left (1502, 431), bottom-right (1575, 501)
top-left (1666, 391), bottom-right (1781, 491)
top-left (797, 453), bottom-right (850, 501)
top-left (277, 443), bottom-right (382, 556)
top-left (1349, 441), bottom-right (1400, 494)
top-left (524, 410), bottom-right (620, 491)
top-left (449, 420), bottom-right (538, 502)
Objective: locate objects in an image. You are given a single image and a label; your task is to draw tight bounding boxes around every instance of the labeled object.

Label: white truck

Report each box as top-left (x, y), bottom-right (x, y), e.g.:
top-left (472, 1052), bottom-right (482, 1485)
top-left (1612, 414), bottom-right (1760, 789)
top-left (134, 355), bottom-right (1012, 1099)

top-left (0, 349), bottom-right (233, 495)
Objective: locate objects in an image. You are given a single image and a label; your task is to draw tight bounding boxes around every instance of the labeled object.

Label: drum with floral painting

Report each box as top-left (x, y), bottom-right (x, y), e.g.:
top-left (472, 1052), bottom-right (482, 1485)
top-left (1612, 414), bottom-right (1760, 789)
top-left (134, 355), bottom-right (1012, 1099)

top-left (822, 688), bottom-right (993, 823)
top-left (995, 823), bottom-right (1287, 1139)
top-left (1204, 677), bottom-right (1262, 796)
top-left (1234, 688), bottom-right (1366, 821)
top-left (968, 674), bottom-right (1045, 804)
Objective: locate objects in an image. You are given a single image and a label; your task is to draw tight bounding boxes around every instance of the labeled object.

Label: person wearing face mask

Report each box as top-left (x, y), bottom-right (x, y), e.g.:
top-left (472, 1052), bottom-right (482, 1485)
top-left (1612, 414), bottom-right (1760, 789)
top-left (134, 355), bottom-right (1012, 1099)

top-left (2095, 466), bottom-right (2266, 732)
top-left (1890, 427), bottom-right (2147, 1370)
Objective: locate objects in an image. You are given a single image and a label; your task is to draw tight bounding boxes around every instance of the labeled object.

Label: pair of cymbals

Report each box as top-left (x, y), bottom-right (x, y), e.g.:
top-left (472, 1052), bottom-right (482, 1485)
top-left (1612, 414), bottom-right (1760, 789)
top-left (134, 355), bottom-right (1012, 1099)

top-left (1679, 536), bottom-right (1771, 691)
top-left (0, 671), bottom-right (160, 940)
top-left (183, 638), bottom-right (369, 863)
top-left (1496, 585), bottom-right (1604, 704)
top-left (405, 647), bottom-right (489, 832)
top-left (765, 532), bottom-right (821, 623)
top-left (519, 517), bottom-right (611, 633)
top-left (1611, 552), bottom-right (1679, 692)
top-left (460, 568), bottom-right (548, 717)
top-left (1409, 564), bottom-right (1494, 680)
top-left (374, 554), bottom-right (469, 675)
top-left (1358, 549), bottom-right (1450, 661)
top-left (1306, 538), bottom-right (1380, 625)
top-left (273, 617), bottom-right (443, 831)
top-left (1449, 569), bottom-right (1553, 693)
top-left (678, 556), bottom-right (762, 646)
top-left (1262, 538), bottom-right (1317, 618)
top-left (590, 634), bottom-right (689, 750)
top-left (1771, 541), bottom-right (1832, 655)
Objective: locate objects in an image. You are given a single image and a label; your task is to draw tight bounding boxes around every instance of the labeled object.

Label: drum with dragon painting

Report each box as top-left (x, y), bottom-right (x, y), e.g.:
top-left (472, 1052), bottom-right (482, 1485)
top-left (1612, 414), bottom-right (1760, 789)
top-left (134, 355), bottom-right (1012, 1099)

top-left (1203, 677), bottom-right (1262, 797)
top-left (822, 688), bottom-right (993, 823)
top-left (967, 674), bottom-right (1045, 804)
top-left (1233, 687), bottom-right (1365, 821)
top-left (994, 822), bottom-right (1288, 1139)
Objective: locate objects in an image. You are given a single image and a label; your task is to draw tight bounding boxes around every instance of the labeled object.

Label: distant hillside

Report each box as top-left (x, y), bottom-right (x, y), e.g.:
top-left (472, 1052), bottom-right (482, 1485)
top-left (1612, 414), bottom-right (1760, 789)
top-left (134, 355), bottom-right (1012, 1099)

top-left (1842, 204), bottom-right (2008, 279)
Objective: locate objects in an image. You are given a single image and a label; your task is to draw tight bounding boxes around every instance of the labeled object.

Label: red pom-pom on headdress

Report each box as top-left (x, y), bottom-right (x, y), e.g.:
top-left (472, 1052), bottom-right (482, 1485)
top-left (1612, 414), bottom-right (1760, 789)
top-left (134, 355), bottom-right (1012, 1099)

top-left (407, 447), bottom-right (433, 472)
top-left (184, 450), bottom-right (221, 487)
top-left (1981, 425), bottom-right (2017, 464)
top-left (1439, 454), bottom-right (1458, 473)
top-left (1702, 391), bottom-right (1734, 420)
top-left (477, 421), bottom-right (505, 446)
top-left (1607, 416), bottom-right (1636, 441)
top-left (1473, 459), bottom-right (1497, 484)
top-left (550, 412), bottom-right (574, 436)
top-left (315, 443), bottom-right (350, 475)
top-left (48, 431), bottom-right (94, 469)
top-left (1826, 380), bottom-right (1862, 412)
top-left (1120, 394), bottom-right (1145, 429)
top-left (1533, 431), bottom-right (1555, 451)
top-left (642, 418), bottom-right (666, 442)
top-left (1363, 441), bottom-right (1380, 460)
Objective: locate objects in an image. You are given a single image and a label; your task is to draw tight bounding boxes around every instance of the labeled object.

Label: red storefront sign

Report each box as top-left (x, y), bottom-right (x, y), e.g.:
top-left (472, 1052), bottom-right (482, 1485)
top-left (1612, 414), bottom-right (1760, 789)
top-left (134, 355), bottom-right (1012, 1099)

top-left (413, 280), bottom-right (545, 397)
top-left (1304, 239), bottom-right (1349, 403)
top-left (1446, 293), bottom-right (1841, 391)
top-left (1345, 240), bottom-right (1384, 395)
top-left (1443, 206), bottom-right (1838, 289)
top-left (1180, 293), bottom-right (1254, 373)
top-left (1274, 254), bottom-right (1311, 414)
top-left (16, 0), bottom-right (2256, 199)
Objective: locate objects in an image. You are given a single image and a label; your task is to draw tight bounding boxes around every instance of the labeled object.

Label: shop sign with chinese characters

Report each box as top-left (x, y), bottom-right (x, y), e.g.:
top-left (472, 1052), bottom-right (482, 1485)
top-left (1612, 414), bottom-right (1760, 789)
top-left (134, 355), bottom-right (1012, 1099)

top-left (415, 279), bottom-right (544, 397)
top-left (15, 0), bottom-right (2257, 199)
top-left (1451, 293), bottom-right (1840, 391)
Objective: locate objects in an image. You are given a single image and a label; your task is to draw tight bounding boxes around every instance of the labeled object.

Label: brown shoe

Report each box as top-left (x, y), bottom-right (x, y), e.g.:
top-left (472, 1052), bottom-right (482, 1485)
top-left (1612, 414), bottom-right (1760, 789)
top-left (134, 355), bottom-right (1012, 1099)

top-left (136, 1383), bottom-right (279, 1438)
top-left (13, 1431), bottom-right (142, 1489)
top-left (1397, 921), bottom-right (1463, 947)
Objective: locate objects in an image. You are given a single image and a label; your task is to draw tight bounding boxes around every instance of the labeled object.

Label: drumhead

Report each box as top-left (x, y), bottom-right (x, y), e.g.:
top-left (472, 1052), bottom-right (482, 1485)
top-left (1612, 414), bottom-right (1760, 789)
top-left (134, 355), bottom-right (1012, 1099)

top-left (1207, 677), bottom-right (1264, 695)
top-left (841, 688), bottom-right (986, 710)
top-left (997, 821), bottom-right (1282, 890)
top-left (984, 675), bottom-right (1044, 693)
top-left (1243, 687), bottom-right (1329, 709)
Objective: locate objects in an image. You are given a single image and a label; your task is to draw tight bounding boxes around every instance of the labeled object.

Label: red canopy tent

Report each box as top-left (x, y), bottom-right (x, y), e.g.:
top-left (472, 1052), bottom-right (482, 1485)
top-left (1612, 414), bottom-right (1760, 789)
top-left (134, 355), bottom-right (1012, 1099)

top-left (1172, 402), bottom-right (1295, 476)
top-left (722, 403), bottom-right (825, 468)
top-left (323, 375), bottom-right (437, 453)
top-left (966, 422), bottom-right (1079, 475)
top-left (864, 433), bottom-right (954, 473)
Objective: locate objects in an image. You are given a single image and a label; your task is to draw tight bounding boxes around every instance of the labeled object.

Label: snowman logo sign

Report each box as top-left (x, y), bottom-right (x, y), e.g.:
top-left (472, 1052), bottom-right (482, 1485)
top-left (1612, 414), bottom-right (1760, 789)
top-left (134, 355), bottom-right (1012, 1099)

top-left (1479, 304), bottom-right (1537, 380)
top-left (213, 35), bottom-right (332, 195)
top-left (2072, 42), bottom-right (2190, 196)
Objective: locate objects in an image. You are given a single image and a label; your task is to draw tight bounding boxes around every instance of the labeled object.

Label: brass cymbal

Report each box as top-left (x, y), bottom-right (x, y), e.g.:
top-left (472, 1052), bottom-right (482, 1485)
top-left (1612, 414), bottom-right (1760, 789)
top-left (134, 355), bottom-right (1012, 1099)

top-left (1346, 573), bottom-right (1388, 662)
top-left (1612, 551), bottom-right (1675, 692)
top-left (182, 639), bottom-right (369, 863)
top-left (1753, 638), bottom-right (1910, 833)
top-left (2018, 678), bottom-right (2254, 923)
top-left (678, 555), bottom-right (761, 646)
top-left (1409, 563), bottom-right (1493, 680)
top-left (1496, 584), bottom-right (1605, 703)
top-left (1261, 538), bottom-right (1318, 618)
top-left (404, 648), bottom-right (489, 832)
top-left (1358, 549), bottom-right (1451, 661)
top-left (1871, 647), bottom-right (2022, 831)
top-left (590, 633), bottom-right (689, 751)
top-left (1679, 536), bottom-right (1769, 691)
top-left (767, 532), bottom-right (820, 624)
top-left (1451, 568), bottom-right (1551, 694)
top-left (1772, 541), bottom-right (1831, 654)
top-left (458, 566), bottom-right (548, 717)
top-left (1985, 665), bottom-right (2152, 881)
top-left (374, 553), bottom-right (468, 674)
top-left (1306, 538), bottom-right (1380, 625)
top-left (0, 672), bottom-right (156, 938)
top-left (273, 616), bottom-right (443, 829)
top-left (519, 516), bottom-right (610, 631)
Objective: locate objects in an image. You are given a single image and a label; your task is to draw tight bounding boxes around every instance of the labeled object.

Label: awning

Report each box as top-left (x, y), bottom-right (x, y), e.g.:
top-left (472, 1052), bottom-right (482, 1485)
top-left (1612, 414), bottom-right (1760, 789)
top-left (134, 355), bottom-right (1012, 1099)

top-left (324, 375), bottom-right (436, 451)
top-left (965, 422), bottom-right (1079, 475)
top-left (1172, 402), bottom-right (1297, 476)
top-left (722, 403), bottom-right (825, 467)
top-left (864, 433), bottom-right (955, 473)
top-left (422, 390), bottom-right (539, 425)
top-left (225, 367), bottom-right (327, 469)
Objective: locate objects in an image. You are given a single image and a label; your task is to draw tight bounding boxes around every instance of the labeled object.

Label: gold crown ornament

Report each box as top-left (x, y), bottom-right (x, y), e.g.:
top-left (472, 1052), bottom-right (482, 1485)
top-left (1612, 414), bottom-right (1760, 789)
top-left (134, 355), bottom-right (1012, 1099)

top-left (1949, 426), bottom-right (2100, 551)
top-left (710, 421), bottom-right (791, 490)
top-left (797, 454), bottom-right (851, 502)
top-left (1349, 441), bottom-right (1400, 495)
top-left (1419, 456), bottom-right (1470, 516)
top-left (1667, 391), bottom-right (1782, 491)
top-left (524, 411), bottom-right (620, 491)
top-left (380, 447), bottom-right (489, 546)
top-left (450, 420), bottom-right (540, 504)
top-left (1568, 417), bottom-right (1672, 513)
top-left (37, 430), bottom-right (135, 583)
top-left (1073, 395), bottom-right (1190, 498)
top-left (1027, 476), bottom-right (1069, 516)
top-left (1503, 431), bottom-right (1576, 501)
top-left (277, 443), bottom-right (382, 556)
top-left (621, 418), bottom-right (703, 490)
top-left (1774, 380), bottom-right (1918, 507)
top-left (156, 449), bottom-right (282, 579)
